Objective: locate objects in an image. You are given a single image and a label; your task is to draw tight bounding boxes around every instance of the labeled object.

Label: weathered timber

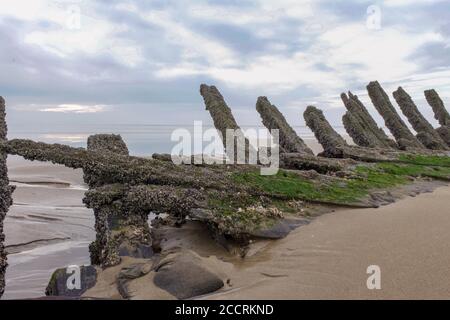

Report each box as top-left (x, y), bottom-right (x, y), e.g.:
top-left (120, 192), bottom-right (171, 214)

top-left (279, 153), bottom-right (355, 172)
top-left (342, 111), bottom-right (379, 148)
top-left (200, 84), bottom-right (254, 163)
top-left (0, 97), bottom-right (14, 298)
top-left (85, 134), bottom-right (153, 267)
top-left (3, 139), bottom-right (234, 190)
top-left (303, 106), bottom-right (348, 157)
top-left (424, 89), bottom-right (450, 147)
top-left (87, 134), bottom-right (129, 156)
top-left (256, 96), bottom-right (313, 155)
top-left (436, 126), bottom-right (450, 147)
top-left (200, 86), bottom-right (354, 174)
top-left (367, 81), bottom-right (424, 150)
top-left (341, 92), bottom-right (398, 149)
top-left (424, 89), bottom-right (450, 126)
top-left (303, 105), bottom-right (447, 162)
top-left (152, 151), bottom-right (351, 174)
top-left (393, 87), bottom-right (448, 150)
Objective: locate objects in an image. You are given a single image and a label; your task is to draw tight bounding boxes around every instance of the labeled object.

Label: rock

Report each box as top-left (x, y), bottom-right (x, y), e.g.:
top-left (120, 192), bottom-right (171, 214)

top-left (393, 87), bottom-right (448, 150)
top-left (367, 81), bottom-right (424, 150)
top-left (153, 250), bottom-right (224, 299)
top-left (303, 105), bottom-right (348, 157)
top-left (45, 265), bottom-right (97, 297)
top-left (118, 243), bottom-right (153, 259)
top-left (249, 218), bottom-right (308, 239)
top-left (117, 262), bottom-right (152, 299)
top-left (256, 96), bottom-right (313, 155)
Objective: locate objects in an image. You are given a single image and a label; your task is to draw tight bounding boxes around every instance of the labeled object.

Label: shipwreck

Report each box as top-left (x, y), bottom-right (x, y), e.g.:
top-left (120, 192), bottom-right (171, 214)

top-left (0, 81), bottom-right (449, 299)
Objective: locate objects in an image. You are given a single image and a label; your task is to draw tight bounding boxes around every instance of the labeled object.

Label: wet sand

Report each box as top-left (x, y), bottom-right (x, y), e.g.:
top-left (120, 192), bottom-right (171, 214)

top-left (204, 186), bottom-right (450, 299)
top-left (2, 156), bottom-right (94, 299)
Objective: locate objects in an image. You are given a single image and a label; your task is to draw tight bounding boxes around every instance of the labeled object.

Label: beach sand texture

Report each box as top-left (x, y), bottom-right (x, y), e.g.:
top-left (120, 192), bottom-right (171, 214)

top-left (204, 186), bottom-right (450, 299)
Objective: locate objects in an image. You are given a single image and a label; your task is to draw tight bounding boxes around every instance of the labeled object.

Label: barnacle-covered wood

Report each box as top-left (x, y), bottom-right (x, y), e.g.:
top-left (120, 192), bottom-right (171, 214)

top-left (256, 96), bottom-right (313, 155)
top-left (303, 105), bottom-right (446, 162)
top-left (341, 92), bottom-right (397, 149)
top-left (425, 89), bottom-right (450, 126)
top-left (393, 87), bottom-right (448, 150)
top-left (4, 139), bottom-right (234, 189)
top-left (85, 134), bottom-right (154, 267)
top-left (425, 89), bottom-right (450, 147)
top-left (367, 81), bottom-right (424, 150)
top-left (199, 86), bottom-right (354, 173)
top-left (303, 106), bottom-right (349, 157)
top-left (342, 111), bottom-right (379, 148)
top-left (87, 134), bottom-right (129, 156)
top-left (0, 97), bottom-right (14, 298)
top-left (200, 84), bottom-right (254, 163)
top-left (152, 151), bottom-right (352, 174)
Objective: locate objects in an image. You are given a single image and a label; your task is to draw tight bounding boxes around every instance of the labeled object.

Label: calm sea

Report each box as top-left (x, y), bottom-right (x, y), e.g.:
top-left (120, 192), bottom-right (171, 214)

top-left (8, 124), bottom-right (351, 156)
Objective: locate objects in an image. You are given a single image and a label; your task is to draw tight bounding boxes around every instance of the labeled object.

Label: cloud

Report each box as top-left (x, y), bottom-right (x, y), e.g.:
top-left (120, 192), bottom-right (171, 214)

top-left (39, 104), bottom-right (108, 113)
top-left (383, 0), bottom-right (446, 7)
top-left (0, 0), bottom-right (450, 133)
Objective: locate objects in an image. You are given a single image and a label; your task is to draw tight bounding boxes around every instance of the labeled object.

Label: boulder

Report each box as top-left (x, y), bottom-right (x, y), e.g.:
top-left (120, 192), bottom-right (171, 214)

top-left (117, 262), bottom-right (153, 299)
top-left (153, 250), bottom-right (224, 299)
top-left (45, 265), bottom-right (97, 297)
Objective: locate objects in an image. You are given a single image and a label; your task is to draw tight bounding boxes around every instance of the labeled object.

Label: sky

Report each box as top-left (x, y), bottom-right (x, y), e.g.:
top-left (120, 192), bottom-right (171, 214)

top-left (1, 0), bottom-right (450, 136)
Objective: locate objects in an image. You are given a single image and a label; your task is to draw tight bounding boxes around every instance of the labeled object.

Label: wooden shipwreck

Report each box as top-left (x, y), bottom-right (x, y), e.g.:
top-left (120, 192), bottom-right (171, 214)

top-left (0, 81), bottom-right (449, 298)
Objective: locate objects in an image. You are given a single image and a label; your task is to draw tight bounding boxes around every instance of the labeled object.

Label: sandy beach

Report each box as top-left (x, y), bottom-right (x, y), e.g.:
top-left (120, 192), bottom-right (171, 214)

top-left (204, 186), bottom-right (450, 299)
top-left (2, 150), bottom-right (450, 299)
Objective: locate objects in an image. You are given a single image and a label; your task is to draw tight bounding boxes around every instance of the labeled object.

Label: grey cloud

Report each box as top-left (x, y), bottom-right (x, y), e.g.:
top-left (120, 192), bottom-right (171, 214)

top-left (1, 0), bottom-right (449, 137)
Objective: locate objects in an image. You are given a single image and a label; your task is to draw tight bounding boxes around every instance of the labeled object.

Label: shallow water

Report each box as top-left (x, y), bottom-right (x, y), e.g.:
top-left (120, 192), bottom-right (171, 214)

top-left (2, 156), bottom-right (95, 299)
top-left (4, 241), bottom-right (91, 299)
